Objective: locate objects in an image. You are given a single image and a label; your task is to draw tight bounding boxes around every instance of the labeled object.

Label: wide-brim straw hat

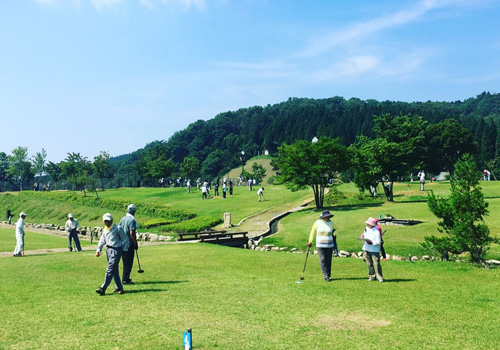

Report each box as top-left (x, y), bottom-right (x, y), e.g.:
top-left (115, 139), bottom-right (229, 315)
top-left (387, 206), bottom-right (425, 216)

top-left (320, 210), bottom-right (334, 219)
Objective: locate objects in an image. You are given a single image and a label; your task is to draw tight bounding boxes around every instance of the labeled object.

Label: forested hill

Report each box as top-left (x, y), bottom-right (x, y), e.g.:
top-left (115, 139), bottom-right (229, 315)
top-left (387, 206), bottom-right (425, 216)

top-left (113, 92), bottom-right (500, 181)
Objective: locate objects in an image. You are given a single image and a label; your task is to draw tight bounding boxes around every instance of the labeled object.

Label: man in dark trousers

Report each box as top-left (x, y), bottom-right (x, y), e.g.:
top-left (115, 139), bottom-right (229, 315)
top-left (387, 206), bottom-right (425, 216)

top-left (120, 204), bottom-right (138, 285)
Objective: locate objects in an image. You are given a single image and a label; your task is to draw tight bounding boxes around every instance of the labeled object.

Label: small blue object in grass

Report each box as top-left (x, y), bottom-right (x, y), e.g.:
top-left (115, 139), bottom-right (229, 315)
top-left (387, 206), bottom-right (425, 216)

top-left (183, 328), bottom-right (192, 350)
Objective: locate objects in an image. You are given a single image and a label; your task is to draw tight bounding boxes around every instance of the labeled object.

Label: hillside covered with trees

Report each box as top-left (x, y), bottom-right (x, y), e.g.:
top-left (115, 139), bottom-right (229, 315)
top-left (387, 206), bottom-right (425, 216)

top-left (1, 92), bottom-right (500, 191)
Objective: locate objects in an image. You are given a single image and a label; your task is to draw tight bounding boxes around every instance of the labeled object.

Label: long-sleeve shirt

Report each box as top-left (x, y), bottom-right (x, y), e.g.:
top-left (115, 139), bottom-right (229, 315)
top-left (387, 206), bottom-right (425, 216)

top-left (362, 226), bottom-right (381, 253)
top-left (309, 219), bottom-right (339, 248)
top-left (97, 224), bottom-right (129, 253)
top-left (65, 218), bottom-right (80, 232)
top-left (16, 218), bottom-right (25, 236)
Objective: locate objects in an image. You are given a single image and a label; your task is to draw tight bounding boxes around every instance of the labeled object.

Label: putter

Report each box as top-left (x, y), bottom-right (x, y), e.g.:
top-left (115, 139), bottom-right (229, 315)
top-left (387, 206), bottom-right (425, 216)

top-left (136, 250), bottom-right (144, 273)
top-left (296, 245), bottom-right (311, 283)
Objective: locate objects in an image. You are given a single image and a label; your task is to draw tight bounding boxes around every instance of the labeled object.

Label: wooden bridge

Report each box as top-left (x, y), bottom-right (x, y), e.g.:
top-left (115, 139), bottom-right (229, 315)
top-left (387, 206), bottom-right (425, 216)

top-left (178, 230), bottom-right (249, 247)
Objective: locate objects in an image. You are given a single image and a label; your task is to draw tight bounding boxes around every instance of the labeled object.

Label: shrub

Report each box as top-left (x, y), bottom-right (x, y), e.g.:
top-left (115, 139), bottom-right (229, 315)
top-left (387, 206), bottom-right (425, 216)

top-left (158, 216), bottom-right (223, 233)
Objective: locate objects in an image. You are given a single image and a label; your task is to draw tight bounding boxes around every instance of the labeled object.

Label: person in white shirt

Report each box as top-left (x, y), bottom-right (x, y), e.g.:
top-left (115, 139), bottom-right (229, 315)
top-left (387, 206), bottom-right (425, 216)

top-left (361, 217), bottom-right (384, 282)
top-left (65, 213), bottom-right (82, 252)
top-left (257, 187), bottom-right (264, 202)
top-left (13, 212), bottom-right (27, 257)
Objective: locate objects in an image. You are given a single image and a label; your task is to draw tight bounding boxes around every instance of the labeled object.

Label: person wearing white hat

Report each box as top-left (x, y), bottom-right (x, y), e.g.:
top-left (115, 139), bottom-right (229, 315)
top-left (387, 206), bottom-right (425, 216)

top-left (13, 212), bottom-right (27, 257)
top-left (65, 213), bottom-right (82, 252)
top-left (95, 213), bottom-right (129, 295)
top-left (120, 204), bottom-right (138, 285)
top-left (360, 217), bottom-right (384, 282)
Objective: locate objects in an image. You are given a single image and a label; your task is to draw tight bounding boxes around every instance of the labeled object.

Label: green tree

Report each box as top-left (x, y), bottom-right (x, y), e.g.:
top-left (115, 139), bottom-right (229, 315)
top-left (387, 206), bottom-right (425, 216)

top-left (251, 162), bottom-right (267, 183)
top-left (180, 156), bottom-right (200, 180)
top-left (424, 119), bottom-right (477, 175)
top-left (45, 161), bottom-right (62, 190)
top-left (351, 113), bottom-right (427, 201)
top-left (273, 137), bottom-right (350, 208)
top-left (32, 148), bottom-right (47, 185)
top-left (424, 154), bottom-right (494, 266)
top-left (60, 153), bottom-right (93, 195)
top-left (7, 146), bottom-right (32, 191)
top-left (93, 151), bottom-right (112, 190)
top-left (0, 152), bottom-right (11, 191)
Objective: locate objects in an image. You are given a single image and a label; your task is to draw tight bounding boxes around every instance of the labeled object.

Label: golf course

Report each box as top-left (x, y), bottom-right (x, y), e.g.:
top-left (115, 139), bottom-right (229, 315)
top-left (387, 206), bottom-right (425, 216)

top-left (1, 180), bottom-right (500, 349)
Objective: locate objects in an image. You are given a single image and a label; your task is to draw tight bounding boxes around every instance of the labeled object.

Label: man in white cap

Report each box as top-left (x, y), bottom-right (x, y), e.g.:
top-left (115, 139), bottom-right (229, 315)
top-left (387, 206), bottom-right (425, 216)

top-left (120, 204), bottom-right (138, 285)
top-left (13, 212), bottom-right (27, 257)
top-left (65, 213), bottom-right (82, 252)
top-left (96, 213), bottom-right (129, 295)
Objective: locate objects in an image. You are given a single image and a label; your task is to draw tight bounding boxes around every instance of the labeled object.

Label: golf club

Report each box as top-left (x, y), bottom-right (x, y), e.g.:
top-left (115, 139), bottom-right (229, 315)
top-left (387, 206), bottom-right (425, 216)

top-left (136, 250), bottom-right (144, 273)
top-left (296, 245), bottom-right (311, 283)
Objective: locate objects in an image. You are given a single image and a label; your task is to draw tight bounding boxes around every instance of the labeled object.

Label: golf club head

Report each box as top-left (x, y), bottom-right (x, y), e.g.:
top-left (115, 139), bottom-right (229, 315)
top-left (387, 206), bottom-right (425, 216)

top-left (137, 269), bottom-right (144, 273)
top-left (300, 276), bottom-right (304, 280)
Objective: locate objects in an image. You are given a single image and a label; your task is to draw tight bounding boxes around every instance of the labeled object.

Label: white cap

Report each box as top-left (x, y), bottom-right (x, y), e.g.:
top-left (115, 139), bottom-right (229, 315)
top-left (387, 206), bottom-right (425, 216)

top-left (68, 213), bottom-right (73, 218)
top-left (102, 213), bottom-right (113, 222)
top-left (20, 212), bottom-right (27, 217)
top-left (127, 204), bottom-right (136, 213)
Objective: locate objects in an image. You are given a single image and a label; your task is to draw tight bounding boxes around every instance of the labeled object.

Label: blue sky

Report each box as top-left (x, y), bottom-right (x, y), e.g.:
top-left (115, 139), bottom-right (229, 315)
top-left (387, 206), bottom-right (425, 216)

top-left (1, 0), bottom-right (500, 162)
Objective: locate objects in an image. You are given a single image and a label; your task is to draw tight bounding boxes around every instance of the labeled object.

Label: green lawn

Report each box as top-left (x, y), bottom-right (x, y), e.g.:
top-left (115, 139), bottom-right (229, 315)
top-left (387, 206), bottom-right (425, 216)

top-left (0, 227), bottom-right (92, 253)
top-left (1, 243), bottom-right (500, 349)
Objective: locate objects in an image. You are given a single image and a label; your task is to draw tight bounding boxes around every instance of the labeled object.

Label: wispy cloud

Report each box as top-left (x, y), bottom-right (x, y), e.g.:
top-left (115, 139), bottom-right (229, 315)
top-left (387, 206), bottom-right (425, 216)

top-left (299, 0), bottom-right (477, 58)
top-left (33, 0), bottom-right (207, 11)
top-left (91, 0), bottom-right (122, 10)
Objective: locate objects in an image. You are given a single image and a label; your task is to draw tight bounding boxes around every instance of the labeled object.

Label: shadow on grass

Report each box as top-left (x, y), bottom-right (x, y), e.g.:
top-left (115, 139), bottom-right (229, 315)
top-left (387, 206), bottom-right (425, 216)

top-left (136, 280), bottom-right (189, 285)
top-left (330, 277), bottom-right (416, 283)
top-left (121, 289), bottom-right (167, 294)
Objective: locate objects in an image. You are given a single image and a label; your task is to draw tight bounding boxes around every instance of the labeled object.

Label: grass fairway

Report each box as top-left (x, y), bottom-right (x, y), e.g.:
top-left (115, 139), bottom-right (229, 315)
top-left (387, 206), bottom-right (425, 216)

top-left (1, 243), bottom-right (500, 349)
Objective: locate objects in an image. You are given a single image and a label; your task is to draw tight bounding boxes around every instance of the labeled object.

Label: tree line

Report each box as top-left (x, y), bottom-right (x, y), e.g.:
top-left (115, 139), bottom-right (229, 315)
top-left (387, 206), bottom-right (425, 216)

top-left (1, 92), bottom-right (499, 192)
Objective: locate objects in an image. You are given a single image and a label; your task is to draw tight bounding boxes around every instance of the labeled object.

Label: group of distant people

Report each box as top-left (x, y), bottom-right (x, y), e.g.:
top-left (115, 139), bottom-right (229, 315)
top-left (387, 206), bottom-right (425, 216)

top-left (33, 182), bottom-right (50, 191)
top-left (308, 210), bottom-right (386, 283)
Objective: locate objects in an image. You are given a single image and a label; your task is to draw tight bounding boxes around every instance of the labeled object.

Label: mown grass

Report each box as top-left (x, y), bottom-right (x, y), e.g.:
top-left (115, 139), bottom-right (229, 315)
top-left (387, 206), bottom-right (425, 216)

top-left (263, 181), bottom-right (500, 259)
top-left (1, 243), bottom-right (500, 349)
top-left (0, 227), bottom-right (93, 252)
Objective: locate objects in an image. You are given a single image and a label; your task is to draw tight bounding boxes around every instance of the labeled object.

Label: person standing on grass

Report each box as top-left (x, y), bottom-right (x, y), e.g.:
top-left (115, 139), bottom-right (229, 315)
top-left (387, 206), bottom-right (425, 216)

top-left (229, 180), bottom-right (233, 195)
top-left (201, 183), bottom-right (208, 199)
top-left (65, 213), bottom-right (82, 252)
top-left (96, 213), bottom-right (129, 295)
top-left (361, 217), bottom-right (384, 282)
top-left (375, 219), bottom-right (387, 260)
top-left (120, 204), bottom-right (138, 285)
top-left (308, 210), bottom-right (339, 282)
top-left (257, 187), bottom-right (264, 202)
top-left (13, 212), bottom-right (27, 257)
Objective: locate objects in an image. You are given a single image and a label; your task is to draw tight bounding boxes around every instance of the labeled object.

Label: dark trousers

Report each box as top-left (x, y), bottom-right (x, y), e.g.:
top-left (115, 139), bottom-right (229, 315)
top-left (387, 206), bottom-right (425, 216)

top-left (68, 229), bottom-right (82, 251)
top-left (317, 247), bottom-right (333, 280)
top-left (122, 248), bottom-right (135, 282)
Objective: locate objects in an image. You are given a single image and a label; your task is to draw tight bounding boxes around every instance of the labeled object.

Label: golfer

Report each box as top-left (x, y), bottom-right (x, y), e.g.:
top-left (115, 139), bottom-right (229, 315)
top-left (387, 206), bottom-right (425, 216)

top-left (13, 212), bottom-right (27, 257)
top-left (257, 187), bottom-right (264, 202)
top-left (308, 210), bottom-right (339, 282)
top-left (96, 213), bottom-right (129, 295)
top-left (120, 204), bottom-right (138, 285)
top-left (361, 217), bottom-right (384, 282)
top-left (65, 213), bottom-right (82, 252)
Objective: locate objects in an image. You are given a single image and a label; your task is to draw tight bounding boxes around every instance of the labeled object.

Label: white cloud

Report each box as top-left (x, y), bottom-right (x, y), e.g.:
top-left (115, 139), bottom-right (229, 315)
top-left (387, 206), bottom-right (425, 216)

top-left (160, 0), bottom-right (206, 11)
top-left (299, 0), bottom-right (479, 58)
top-left (91, 0), bottom-right (122, 10)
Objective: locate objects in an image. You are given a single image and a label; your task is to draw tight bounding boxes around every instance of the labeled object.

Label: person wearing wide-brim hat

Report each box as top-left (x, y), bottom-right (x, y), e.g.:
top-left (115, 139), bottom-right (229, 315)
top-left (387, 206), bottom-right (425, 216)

top-left (13, 212), bottom-right (27, 257)
top-left (308, 210), bottom-right (339, 282)
top-left (360, 217), bottom-right (384, 282)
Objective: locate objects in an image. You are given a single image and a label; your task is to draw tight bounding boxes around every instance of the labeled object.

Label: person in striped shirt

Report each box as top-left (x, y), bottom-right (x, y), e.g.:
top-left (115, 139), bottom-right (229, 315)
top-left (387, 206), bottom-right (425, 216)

top-left (308, 210), bottom-right (339, 282)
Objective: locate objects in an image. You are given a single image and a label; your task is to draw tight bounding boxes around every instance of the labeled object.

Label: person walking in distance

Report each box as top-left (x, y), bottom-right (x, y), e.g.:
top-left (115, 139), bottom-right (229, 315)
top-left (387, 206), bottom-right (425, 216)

top-left (120, 204), bottom-right (138, 285)
top-left (95, 213), bottom-right (129, 295)
top-left (13, 212), bottom-right (27, 257)
top-left (361, 217), bottom-right (384, 282)
top-left (65, 213), bottom-right (82, 252)
top-left (308, 210), bottom-right (339, 282)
